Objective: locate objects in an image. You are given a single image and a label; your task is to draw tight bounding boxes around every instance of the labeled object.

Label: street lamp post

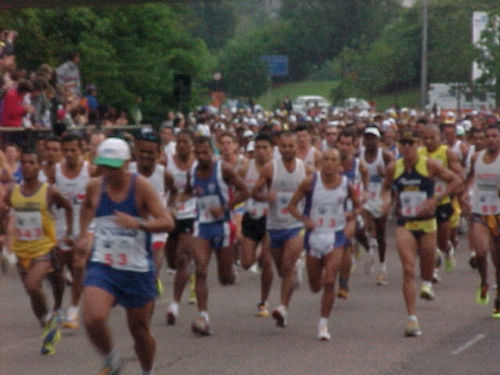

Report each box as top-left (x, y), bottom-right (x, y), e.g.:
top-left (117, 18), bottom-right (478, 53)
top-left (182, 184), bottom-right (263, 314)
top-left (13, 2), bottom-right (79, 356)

top-left (420, 0), bottom-right (428, 109)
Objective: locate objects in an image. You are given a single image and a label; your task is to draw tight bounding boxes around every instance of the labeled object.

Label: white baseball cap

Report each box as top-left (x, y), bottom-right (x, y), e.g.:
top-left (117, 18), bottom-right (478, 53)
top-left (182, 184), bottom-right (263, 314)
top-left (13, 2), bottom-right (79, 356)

top-left (243, 129), bottom-right (254, 138)
top-left (94, 138), bottom-right (131, 168)
top-left (364, 127), bottom-right (381, 138)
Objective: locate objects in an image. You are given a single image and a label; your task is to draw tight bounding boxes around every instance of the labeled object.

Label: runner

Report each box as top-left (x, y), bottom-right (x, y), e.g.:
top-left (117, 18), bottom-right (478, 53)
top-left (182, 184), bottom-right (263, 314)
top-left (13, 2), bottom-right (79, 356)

top-left (238, 133), bottom-right (274, 317)
top-left (418, 124), bottom-right (463, 281)
top-left (336, 128), bottom-right (369, 298)
top-left (164, 129), bottom-right (198, 324)
top-left (53, 133), bottom-right (93, 330)
top-left (252, 131), bottom-right (313, 327)
top-left (77, 137), bottom-right (173, 374)
top-left (381, 128), bottom-right (460, 337)
top-left (462, 124), bottom-right (500, 314)
top-left (129, 129), bottom-right (169, 297)
top-left (187, 135), bottom-right (249, 336)
top-left (1, 146), bottom-right (73, 355)
top-left (288, 148), bottom-right (358, 340)
top-left (360, 126), bottom-right (393, 285)
top-left (295, 124), bottom-right (321, 168)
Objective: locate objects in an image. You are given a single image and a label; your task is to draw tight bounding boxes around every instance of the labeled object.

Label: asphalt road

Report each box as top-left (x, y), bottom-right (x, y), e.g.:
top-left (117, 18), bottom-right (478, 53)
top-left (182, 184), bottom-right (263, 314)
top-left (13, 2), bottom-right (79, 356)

top-left (1, 222), bottom-right (499, 375)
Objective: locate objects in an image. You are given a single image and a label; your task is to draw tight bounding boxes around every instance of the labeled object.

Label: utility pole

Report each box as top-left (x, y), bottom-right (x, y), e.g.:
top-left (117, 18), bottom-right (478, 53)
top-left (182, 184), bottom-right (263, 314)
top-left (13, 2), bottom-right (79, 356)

top-left (420, 0), bottom-right (428, 109)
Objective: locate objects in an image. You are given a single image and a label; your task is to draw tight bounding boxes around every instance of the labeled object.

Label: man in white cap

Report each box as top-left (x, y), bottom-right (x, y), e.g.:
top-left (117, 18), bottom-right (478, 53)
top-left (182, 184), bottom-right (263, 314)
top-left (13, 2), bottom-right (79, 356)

top-left (360, 126), bottom-right (393, 285)
top-left (76, 137), bottom-right (174, 375)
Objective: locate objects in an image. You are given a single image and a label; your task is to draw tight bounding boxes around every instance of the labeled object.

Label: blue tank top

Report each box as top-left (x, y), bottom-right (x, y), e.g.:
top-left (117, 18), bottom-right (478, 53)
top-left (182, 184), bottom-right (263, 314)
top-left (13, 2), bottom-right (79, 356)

top-left (90, 174), bottom-right (153, 272)
top-left (192, 160), bottom-right (230, 224)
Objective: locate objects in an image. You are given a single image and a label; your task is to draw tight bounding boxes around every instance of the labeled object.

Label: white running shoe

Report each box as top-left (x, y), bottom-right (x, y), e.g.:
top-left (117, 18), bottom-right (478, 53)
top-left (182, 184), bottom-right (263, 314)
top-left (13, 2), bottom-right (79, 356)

top-left (272, 305), bottom-right (288, 328)
top-left (191, 316), bottom-right (211, 336)
top-left (63, 306), bottom-right (79, 329)
top-left (317, 326), bottom-right (331, 341)
top-left (166, 302), bottom-right (179, 325)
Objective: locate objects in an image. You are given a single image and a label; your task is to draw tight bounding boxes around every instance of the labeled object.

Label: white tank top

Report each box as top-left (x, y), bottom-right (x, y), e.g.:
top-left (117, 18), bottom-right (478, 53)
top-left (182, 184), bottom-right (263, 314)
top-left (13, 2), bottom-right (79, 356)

top-left (302, 147), bottom-right (317, 168)
top-left (166, 153), bottom-right (197, 219)
top-left (55, 161), bottom-right (90, 239)
top-left (244, 159), bottom-right (268, 219)
top-left (267, 157), bottom-right (305, 230)
top-left (129, 162), bottom-right (166, 205)
top-left (472, 150), bottom-right (500, 215)
top-left (361, 148), bottom-right (385, 201)
top-left (307, 173), bottom-right (348, 234)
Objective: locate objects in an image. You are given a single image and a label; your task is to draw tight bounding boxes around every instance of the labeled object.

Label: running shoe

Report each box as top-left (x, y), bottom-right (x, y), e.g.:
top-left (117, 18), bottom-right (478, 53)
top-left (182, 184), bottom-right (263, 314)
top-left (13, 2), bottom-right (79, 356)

top-left (432, 268), bottom-right (441, 284)
top-left (156, 278), bottom-right (164, 297)
top-left (445, 248), bottom-right (456, 273)
top-left (166, 303), bottom-right (178, 325)
top-left (188, 273), bottom-right (197, 304)
top-left (317, 326), bottom-right (331, 341)
top-left (364, 247), bottom-right (376, 275)
top-left (419, 284), bottom-right (435, 301)
top-left (492, 298), bottom-right (500, 319)
top-left (249, 262), bottom-right (259, 274)
top-left (404, 318), bottom-right (422, 337)
top-left (376, 269), bottom-right (388, 286)
top-left (41, 317), bottom-right (60, 355)
top-left (476, 284), bottom-right (490, 306)
top-left (256, 302), bottom-right (269, 317)
top-left (272, 305), bottom-right (287, 328)
top-left (337, 287), bottom-right (349, 299)
top-left (98, 355), bottom-right (122, 375)
top-left (191, 316), bottom-right (211, 336)
top-left (63, 306), bottom-right (79, 330)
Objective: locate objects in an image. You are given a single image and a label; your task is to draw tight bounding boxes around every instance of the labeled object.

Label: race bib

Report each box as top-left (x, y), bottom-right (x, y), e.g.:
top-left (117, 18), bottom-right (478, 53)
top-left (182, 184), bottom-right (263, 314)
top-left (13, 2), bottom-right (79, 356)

top-left (92, 216), bottom-right (148, 272)
top-left (276, 192), bottom-right (293, 216)
top-left (368, 181), bottom-right (382, 200)
top-left (198, 194), bottom-right (222, 223)
top-left (14, 211), bottom-right (43, 241)
top-left (434, 180), bottom-right (446, 196)
top-left (477, 189), bottom-right (500, 215)
top-left (400, 191), bottom-right (427, 218)
top-left (246, 198), bottom-right (268, 219)
top-left (176, 197), bottom-right (197, 219)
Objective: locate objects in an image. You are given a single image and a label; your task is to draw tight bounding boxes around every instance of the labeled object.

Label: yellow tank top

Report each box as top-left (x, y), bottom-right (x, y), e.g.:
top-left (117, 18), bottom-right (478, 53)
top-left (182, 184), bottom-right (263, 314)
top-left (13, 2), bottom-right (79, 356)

top-left (418, 145), bottom-right (450, 205)
top-left (10, 183), bottom-right (56, 259)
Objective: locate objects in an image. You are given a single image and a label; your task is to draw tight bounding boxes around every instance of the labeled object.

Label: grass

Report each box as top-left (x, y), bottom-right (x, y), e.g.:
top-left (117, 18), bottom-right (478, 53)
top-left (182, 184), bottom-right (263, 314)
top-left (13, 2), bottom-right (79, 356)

top-left (256, 80), bottom-right (420, 111)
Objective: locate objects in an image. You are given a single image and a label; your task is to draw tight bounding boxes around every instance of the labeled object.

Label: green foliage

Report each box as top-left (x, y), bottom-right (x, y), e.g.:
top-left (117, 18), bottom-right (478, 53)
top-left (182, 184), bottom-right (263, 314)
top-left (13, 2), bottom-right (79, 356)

top-left (189, 0), bottom-right (237, 50)
top-left (218, 40), bottom-right (270, 98)
top-left (0, 4), bottom-right (214, 123)
top-left (475, 8), bottom-right (500, 103)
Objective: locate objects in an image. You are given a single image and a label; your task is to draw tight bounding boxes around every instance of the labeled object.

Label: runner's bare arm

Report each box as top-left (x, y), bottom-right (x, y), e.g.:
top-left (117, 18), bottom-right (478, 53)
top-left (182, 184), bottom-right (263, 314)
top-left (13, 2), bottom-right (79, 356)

top-left (428, 158), bottom-right (461, 202)
top-left (287, 175), bottom-right (314, 229)
top-left (49, 185), bottom-right (74, 237)
top-left (222, 162), bottom-right (249, 210)
top-left (251, 162), bottom-right (274, 202)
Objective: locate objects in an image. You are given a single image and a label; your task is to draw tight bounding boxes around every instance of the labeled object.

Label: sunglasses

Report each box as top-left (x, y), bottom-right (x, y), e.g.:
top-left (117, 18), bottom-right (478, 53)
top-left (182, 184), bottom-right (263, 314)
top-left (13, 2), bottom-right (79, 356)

top-left (399, 139), bottom-right (415, 146)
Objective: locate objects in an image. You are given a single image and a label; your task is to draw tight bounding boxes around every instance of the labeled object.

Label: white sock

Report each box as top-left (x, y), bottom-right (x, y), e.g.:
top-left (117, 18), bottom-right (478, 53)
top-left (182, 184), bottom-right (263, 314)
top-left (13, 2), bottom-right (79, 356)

top-left (168, 302), bottom-right (179, 314)
top-left (369, 237), bottom-right (377, 249)
top-left (380, 262), bottom-right (386, 272)
top-left (408, 315), bottom-right (418, 322)
top-left (318, 317), bottom-right (328, 329)
top-left (200, 311), bottom-right (210, 323)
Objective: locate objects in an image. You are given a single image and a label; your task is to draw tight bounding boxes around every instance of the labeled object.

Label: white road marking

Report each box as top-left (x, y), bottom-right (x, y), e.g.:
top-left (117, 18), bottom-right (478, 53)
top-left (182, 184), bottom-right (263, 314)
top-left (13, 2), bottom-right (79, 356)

top-left (450, 334), bottom-right (486, 355)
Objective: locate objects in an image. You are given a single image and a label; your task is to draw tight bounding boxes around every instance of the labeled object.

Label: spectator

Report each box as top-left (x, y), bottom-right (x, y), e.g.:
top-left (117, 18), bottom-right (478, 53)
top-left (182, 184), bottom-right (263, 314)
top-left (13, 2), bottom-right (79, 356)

top-left (84, 84), bottom-right (98, 124)
top-left (56, 51), bottom-right (81, 96)
top-left (1, 79), bottom-right (34, 128)
top-left (130, 96), bottom-right (143, 124)
top-left (115, 110), bottom-right (128, 126)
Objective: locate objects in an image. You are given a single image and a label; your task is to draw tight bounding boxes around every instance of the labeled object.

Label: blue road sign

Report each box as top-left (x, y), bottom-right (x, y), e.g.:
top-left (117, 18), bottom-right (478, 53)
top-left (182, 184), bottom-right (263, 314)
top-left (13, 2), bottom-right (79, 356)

top-left (260, 55), bottom-right (289, 76)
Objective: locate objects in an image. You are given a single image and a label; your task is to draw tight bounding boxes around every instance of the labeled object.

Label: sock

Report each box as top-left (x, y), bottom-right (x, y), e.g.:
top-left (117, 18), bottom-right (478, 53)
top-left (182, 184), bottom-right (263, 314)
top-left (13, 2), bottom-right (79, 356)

top-left (380, 262), bottom-right (386, 272)
top-left (169, 301), bottom-right (179, 313)
top-left (103, 348), bottom-right (119, 367)
top-left (368, 237), bottom-right (377, 249)
top-left (200, 311), bottom-right (210, 323)
top-left (318, 317), bottom-right (328, 329)
top-left (408, 315), bottom-right (418, 322)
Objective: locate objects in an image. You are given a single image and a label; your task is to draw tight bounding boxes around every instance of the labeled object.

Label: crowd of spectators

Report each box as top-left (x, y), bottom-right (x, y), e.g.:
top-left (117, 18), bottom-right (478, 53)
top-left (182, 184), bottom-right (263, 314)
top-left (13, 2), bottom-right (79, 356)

top-left (0, 30), bottom-right (133, 139)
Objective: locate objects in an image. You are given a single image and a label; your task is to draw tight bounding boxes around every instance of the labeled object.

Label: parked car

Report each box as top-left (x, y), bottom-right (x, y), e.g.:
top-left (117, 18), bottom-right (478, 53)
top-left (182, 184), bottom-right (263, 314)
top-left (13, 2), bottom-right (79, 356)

top-left (335, 97), bottom-right (371, 111)
top-left (292, 95), bottom-right (331, 114)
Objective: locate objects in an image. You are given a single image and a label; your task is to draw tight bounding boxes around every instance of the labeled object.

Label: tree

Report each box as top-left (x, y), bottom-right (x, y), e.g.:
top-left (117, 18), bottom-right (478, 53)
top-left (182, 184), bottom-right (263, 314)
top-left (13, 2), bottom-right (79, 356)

top-left (218, 40), bottom-right (270, 98)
